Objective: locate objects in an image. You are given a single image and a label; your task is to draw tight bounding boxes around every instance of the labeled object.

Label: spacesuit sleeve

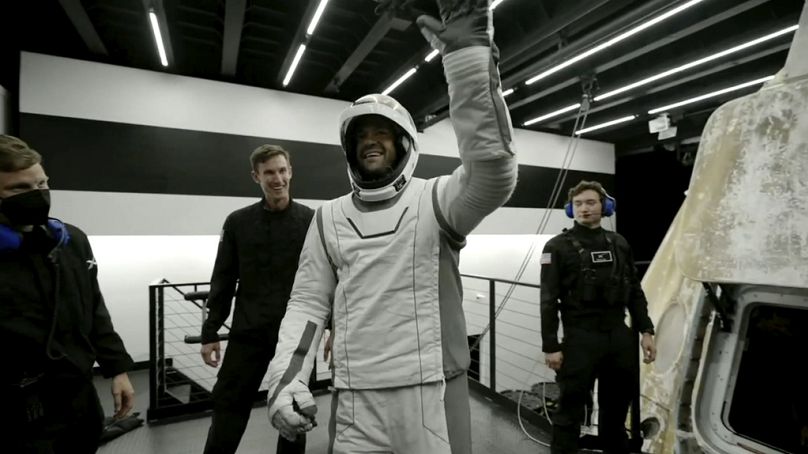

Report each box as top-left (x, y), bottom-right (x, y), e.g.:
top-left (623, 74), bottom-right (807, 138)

top-left (266, 216), bottom-right (335, 406)
top-left (434, 45), bottom-right (518, 238)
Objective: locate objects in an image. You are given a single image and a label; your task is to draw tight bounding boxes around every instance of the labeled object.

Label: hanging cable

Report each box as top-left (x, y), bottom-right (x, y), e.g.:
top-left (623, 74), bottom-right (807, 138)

top-left (468, 83), bottom-right (594, 355)
top-left (466, 76), bottom-right (602, 445)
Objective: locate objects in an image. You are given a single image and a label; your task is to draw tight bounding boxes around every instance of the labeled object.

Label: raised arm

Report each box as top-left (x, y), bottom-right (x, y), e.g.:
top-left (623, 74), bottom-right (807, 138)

top-left (418, 1), bottom-right (518, 237)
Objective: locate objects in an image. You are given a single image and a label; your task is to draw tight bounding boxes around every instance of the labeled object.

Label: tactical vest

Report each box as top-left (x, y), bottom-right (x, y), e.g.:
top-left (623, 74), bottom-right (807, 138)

top-left (563, 230), bottom-right (632, 307)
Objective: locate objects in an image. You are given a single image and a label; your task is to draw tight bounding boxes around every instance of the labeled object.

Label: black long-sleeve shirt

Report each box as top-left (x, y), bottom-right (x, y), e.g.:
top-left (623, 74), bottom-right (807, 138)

top-left (201, 199), bottom-right (314, 344)
top-left (539, 222), bottom-right (654, 353)
top-left (0, 223), bottom-right (133, 382)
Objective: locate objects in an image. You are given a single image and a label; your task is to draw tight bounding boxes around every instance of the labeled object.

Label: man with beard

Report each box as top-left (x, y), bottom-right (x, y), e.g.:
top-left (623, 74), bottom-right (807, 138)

top-left (264, 1), bottom-right (518, 452)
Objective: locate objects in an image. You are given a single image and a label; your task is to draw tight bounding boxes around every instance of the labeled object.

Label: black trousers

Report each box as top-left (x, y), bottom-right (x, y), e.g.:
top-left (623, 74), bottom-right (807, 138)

top-left (203, 338), bottom-right (306, 454)
top-left (2, 375), bottom-right (104, 454)
top-left (551, 324), bottom-right (637, 454)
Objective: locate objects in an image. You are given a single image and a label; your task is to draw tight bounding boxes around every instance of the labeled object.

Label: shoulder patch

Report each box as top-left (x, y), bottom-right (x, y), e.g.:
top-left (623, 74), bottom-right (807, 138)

top-left (540, 252), bottom-right (552, 265)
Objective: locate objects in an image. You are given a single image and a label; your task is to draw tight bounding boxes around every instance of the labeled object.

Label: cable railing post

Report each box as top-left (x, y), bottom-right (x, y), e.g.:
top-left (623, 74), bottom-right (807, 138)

top-left (489, 279), bottom-right (496, 392)
top-left (158, 286), bottom-right (165, 395)
top-left (148, 285), bottom-right (157, 418)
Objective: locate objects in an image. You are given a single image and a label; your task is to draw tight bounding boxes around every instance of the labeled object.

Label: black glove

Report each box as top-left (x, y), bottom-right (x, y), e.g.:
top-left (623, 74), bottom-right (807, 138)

top-left (416, 0), bottom-right (491, 55)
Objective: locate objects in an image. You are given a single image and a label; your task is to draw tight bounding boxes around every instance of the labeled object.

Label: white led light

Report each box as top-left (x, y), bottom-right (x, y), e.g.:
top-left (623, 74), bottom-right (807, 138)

top-left (502, 88), bottom-right (514, 97)
top-left (525, 0), bottom-right (705, 85)
top-left (306, 0), bottom-right (330, 36)
top-left (424, 49), bottom-right (440, 62)
top-left (382, 67), bottom-right (418, 95)
top-left (595, 25), bottom-right (798, 101)
top-left (283, 44), bottom-right (307, 87)
top-left (523, 103), bottom-right (581, 126)
top-left (148, 11), bottom-right (168, 67)
top-left (575, 115), bottom-right (636, 135)
top-left (648, 75), bottom-right (775, 114)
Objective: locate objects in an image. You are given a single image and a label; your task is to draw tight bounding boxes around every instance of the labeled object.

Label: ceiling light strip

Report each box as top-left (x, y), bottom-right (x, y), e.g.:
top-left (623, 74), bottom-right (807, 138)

top-left (285, 0), bottom-right (330, 87)
top-left (575, 115), bottom-right (636, 135)
top-left (595, 25), bottom-right (798, 101)
top-left (525, 0), bottom-right (705, 85)
top-left (648, 75), bottom-right (775, 114)
top-left (148, 11), bottom-right (168, 67)
top-left (306, 0), bottom-right (331, 36)
top-left (283, 44), bottom-right (307, 87)
top-left (502, 88), bottom-right (514, 97)
top-left (382, 67), bottom-right (418, 95)
top-left (424, 49), bottom-right (440, 62)
top-left (523, 103), bottom-right (581, 126)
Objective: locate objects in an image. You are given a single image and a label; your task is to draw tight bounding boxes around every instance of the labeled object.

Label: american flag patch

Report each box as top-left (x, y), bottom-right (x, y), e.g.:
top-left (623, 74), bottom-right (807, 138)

top-left (540, 253), bottom-right (552, 265)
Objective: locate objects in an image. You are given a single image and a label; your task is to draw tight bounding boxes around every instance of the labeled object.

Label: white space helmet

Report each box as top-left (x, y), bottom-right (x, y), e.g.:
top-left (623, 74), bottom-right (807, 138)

top-left (338, 93), bottom-right (419, 202)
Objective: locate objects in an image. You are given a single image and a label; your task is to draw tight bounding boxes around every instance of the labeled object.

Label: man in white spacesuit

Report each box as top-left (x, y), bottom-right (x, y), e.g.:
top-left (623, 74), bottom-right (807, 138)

top-left (265, 1), bottom-right (518, 452)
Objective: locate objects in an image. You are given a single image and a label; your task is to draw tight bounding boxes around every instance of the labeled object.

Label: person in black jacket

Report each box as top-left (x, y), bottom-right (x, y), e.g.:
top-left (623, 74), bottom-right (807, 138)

top-left (0, 134), bottom-right (135, 454)
top-left (200, 144), bottom-right (314, 454)
top-left (540, 180), bottom-right (656, 454)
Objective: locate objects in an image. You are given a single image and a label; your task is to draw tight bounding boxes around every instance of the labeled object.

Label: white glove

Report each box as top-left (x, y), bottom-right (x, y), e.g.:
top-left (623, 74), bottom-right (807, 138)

top-left (268, 380), bottom-right (317, 441)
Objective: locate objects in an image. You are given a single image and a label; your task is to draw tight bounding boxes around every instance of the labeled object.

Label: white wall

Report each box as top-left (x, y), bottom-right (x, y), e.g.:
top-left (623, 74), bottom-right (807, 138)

top-left (22, 52), bottom-right (614, 237)
top-left (22, 52), bottom-right (615, 377)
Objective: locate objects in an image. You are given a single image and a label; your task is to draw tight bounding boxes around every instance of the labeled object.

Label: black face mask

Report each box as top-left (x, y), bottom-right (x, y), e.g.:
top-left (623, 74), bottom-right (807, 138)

top-left (0, 189), bottom-right (51, 226)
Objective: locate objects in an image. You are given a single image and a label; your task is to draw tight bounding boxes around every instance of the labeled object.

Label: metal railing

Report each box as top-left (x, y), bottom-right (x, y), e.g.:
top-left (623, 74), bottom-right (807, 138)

top-left (146, 280), bottom-right (329, 424)
top-left (146, 274), bottom-right (640, 446)
top-left (145, 276), bottom-right (553, 425)
top-left (459, 274), bottom-right (556, 433)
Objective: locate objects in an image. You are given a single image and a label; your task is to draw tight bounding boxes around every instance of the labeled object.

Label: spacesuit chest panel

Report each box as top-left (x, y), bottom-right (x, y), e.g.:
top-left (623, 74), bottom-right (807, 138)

top-left (324, 178), bottom-right (445, 389)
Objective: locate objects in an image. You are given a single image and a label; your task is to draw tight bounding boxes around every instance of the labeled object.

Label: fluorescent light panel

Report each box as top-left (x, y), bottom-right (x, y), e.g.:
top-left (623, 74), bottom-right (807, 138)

top-left (575, 115), bottom-right (636, 135)
top-left (648, 75), bottom-right (775, 114)
top-left (306, 0), bottom-right (330, 36)
top-left (523, 103), bottom-right (581, 126)
top-left (148, 11), bottom-right (168, 67)
top-left (502, 88), bottom-right (514, 97)
top-left (382, 67), bottom-right (417, 95)
top-left (283, 44), bottom-right (307, 87)
top-left (595, 25), bottom-right (798, 101)
top-left (424, 49), bottom-right (440, 62)
top-left (526, 0), bottom-right (704, 85)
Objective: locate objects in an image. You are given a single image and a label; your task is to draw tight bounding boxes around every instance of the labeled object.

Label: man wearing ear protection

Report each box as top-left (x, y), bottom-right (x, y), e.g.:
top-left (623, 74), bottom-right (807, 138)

top-left (0, 134), bottom-right (135, 453)
top-left (264, 1), bottom-right (517, 452)
top-left (540, 180), bottom-right (656, 454)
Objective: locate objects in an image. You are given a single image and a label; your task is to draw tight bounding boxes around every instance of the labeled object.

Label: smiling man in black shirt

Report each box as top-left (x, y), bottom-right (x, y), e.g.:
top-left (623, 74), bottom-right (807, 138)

top-left (200, 144), bottom-right (314, 454)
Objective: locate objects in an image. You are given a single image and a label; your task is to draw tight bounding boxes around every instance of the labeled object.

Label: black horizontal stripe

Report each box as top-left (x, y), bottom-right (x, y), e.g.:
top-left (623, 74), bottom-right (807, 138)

top-left (20, 113), bottom-right (613, 209)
